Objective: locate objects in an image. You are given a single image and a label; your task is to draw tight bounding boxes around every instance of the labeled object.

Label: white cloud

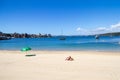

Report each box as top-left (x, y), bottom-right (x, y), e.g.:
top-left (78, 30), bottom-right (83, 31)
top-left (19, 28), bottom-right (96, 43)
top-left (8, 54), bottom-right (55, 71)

top-left (76, 27), bottom-right (92, 35)
top-left (76, 27), bottom-right (88, 32)
top-left (95, 27), bottom-right (107, 31)
top-left (76, 22), bottom-right (120, 35)
top-left (94, 22), bottom-right (120, 32)
top-left (76, 27), bottom-right (81, 31)
top-left (111, 22), bottom-right (120, 29)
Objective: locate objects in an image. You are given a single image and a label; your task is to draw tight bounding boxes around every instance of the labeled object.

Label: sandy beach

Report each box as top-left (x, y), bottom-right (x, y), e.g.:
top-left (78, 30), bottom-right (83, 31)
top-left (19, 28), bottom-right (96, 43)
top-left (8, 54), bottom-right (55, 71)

top-left (0, 50), bottom-right (120, 80)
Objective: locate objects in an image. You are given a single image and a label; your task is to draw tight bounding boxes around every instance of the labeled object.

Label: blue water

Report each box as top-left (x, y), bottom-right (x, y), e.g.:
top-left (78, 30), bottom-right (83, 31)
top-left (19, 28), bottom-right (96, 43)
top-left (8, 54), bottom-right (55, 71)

top-left (0, 36), bottom-right (120, 51)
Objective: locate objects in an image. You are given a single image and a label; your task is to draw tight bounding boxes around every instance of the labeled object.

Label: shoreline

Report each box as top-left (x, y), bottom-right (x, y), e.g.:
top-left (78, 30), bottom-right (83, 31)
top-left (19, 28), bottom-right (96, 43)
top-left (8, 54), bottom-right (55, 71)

top-left (0, 49), bottom-right (120, 52)
top-left (0, 50), bottom-right (120, 54)
top-left (0, 50), bottom-right (120, 57)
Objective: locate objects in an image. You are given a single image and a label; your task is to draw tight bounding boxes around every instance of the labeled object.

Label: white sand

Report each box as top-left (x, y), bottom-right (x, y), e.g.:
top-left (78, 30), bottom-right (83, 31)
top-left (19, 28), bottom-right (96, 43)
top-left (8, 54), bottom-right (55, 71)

top-left (0, 50), bottom-right (120, 80)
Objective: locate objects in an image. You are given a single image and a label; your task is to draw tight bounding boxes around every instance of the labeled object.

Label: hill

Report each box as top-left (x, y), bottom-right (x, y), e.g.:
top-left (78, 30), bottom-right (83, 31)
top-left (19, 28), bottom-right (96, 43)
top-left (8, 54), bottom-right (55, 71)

top-left (99, 32), bottom-right (120, 36)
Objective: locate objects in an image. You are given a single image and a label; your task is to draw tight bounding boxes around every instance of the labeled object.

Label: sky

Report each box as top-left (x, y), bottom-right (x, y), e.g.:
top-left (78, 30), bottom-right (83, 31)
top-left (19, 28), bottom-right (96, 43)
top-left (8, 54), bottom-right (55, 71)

top-left (1, 0), bottom-right (120, 35)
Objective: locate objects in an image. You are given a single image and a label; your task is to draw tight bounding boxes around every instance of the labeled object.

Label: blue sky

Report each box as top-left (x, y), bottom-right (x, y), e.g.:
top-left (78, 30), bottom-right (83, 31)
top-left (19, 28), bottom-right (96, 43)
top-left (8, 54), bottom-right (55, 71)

top-left (1, 0), bottom-right (120, 35)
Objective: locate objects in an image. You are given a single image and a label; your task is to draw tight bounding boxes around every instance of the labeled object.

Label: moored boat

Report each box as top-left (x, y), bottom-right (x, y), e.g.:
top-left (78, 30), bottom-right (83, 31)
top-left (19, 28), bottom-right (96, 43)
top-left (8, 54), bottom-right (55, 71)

top-left (95, 35), bottom-right (99, 40)
top-left (59, 37), bottom-right (66, 40)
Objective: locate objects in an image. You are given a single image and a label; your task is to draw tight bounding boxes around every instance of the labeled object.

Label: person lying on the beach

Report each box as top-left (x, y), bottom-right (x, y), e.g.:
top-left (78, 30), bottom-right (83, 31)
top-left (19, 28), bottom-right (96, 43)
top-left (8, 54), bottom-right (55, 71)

top-left (65, 56), bottom-right (74, 61)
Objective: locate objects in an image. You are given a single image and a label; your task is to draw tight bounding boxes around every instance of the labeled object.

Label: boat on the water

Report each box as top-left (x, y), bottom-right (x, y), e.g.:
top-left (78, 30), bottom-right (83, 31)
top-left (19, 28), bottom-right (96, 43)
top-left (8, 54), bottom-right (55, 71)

top-left (95, 35), bottom-right (99, 40)
top-left (59, 37), bottom-right (66, 40)
top-left (59, 29), bottom-right (66, 40)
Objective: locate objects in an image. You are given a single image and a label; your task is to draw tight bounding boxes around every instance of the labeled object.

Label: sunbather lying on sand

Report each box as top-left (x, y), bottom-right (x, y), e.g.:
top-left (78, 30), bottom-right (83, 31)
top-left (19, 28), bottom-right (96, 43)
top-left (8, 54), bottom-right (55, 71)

top-left (65, 56), bottom-right (74, 61)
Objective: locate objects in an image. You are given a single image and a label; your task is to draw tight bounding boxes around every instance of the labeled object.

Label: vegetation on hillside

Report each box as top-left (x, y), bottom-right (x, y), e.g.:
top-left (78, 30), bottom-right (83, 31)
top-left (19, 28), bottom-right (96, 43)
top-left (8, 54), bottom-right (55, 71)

top-left (0, 31), bottom-right (52, 38)
top-left (98, 32), bottom-right (120, 36)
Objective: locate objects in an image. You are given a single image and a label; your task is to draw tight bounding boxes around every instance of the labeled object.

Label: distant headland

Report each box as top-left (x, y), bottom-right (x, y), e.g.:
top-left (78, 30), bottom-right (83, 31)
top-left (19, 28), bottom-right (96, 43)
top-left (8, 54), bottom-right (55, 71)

top-left (98, 32), bottom-right (120, 36)
top-left (0, 31), bottom-right (52, 39)
top-left (1, 31), bottom-right (120, 40)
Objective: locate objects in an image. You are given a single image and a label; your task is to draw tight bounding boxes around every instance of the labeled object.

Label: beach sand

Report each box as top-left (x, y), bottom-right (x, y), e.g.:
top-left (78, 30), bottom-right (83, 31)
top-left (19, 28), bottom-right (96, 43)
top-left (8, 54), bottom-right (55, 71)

top-left (0, 50), bottom-right (120, 80)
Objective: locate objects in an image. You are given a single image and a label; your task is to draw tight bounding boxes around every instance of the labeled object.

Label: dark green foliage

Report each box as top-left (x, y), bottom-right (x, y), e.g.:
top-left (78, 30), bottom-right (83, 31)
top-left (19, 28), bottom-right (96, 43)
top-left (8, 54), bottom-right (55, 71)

top-left (0, 31), bottom-right (52, 38)
top-left (99, 32), bottom-right (120, 36)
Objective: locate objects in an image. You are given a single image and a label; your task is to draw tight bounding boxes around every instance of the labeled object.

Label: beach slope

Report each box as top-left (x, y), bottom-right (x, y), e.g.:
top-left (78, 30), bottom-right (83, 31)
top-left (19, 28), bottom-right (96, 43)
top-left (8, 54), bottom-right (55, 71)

top-left (0, 51), bottom-right (120, 80)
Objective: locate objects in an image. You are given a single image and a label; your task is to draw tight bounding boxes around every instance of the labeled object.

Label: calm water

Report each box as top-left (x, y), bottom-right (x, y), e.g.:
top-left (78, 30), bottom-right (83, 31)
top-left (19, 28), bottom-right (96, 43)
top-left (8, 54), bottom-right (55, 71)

top-left (0, 36), bottom-right (120, 51)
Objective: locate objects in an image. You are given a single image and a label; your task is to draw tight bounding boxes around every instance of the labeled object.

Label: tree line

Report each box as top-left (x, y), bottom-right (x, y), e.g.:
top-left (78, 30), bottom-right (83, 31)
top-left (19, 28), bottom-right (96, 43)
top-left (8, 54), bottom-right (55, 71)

top-left (99, 32), bottom-right (120, 36)
top-left (0, 31), bottom-right (52, 38)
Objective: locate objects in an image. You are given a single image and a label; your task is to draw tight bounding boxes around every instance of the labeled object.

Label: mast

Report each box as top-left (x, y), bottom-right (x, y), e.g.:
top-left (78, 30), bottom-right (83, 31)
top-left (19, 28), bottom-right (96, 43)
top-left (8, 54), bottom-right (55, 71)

top-left (59, 29), bottom-right (66, 40)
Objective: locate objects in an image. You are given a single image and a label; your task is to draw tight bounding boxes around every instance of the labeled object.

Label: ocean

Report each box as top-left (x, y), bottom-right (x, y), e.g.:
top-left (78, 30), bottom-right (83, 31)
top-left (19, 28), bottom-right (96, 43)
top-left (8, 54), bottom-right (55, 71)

top-left (0, 36), bottom-right (120, 51)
